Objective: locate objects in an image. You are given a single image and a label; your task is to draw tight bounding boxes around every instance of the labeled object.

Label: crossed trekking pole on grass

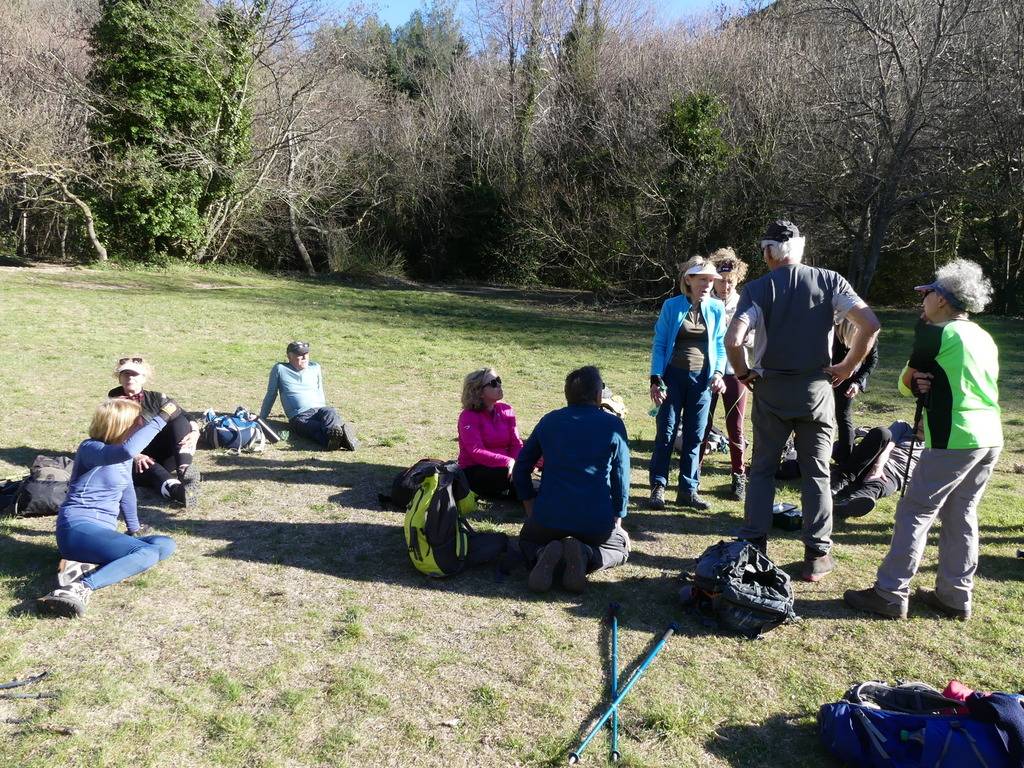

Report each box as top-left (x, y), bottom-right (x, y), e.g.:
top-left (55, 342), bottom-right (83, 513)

top-left (567, 604), bottom-right (677, 764)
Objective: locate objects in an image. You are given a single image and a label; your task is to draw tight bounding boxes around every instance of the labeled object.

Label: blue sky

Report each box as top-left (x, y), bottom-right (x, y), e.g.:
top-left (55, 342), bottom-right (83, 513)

top-left (327, 0), bottom-right (724, 29)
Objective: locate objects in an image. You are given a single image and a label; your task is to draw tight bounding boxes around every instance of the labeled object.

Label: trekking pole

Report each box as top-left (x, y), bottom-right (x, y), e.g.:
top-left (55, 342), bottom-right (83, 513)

top-left (608, 603), bottom-right (620, 763)
top-left (568, 623), bottom-right (677, 765)
top-left (900, 391), bottom-right (928, 499)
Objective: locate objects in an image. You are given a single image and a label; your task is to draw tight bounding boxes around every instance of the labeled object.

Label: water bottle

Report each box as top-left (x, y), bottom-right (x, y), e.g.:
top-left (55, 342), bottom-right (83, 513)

top-left (649, 385), bottom-right (666, 417)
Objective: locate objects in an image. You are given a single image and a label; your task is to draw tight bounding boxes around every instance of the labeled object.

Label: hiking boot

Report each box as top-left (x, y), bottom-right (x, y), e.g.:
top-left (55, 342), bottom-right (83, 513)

top-left (914, 587), bottom-right (970, 621)
top-left (528, 540), bottom-right (564, 593)
top-left (843, 587), bottom-right (907, 619)
top-left (730, 473), bottom-right (747, 501)
top-left (744, 536), bottom-right (768, 555)
top-left (340, 423), bottom-right (360, 451)
top-left (38, 581), bottom-right (93, 618)
top-left (675, 490), bottom-right (710, 511)
top-left (648, 484), bottom-right (666, 510)
top-left (835, 496), bottom-right (875, 519)
top-left (178, 463), bottom-right (201, 507)
top-left (326, 426), bottom-right (345, 451)
top-left (57, 559), bottom-right (98, 588)
top-left (561, 538), bottom-right (587, 594)
top-left (801, 549), bottom-right (835, 582)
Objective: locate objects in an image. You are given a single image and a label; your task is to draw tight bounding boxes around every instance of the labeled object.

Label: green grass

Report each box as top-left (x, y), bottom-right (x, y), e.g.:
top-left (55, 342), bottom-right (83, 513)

top-left (1, 264), bottom-right (1022, 767)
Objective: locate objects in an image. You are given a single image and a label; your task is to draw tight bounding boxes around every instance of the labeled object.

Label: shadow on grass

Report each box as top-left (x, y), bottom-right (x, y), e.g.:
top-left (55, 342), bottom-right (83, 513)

top-left (0, 523), bottom-right (60, 616)
top-left (0, 446), bottom-right (69, 471)
top-left (704, 711), bottom-right (836, 768)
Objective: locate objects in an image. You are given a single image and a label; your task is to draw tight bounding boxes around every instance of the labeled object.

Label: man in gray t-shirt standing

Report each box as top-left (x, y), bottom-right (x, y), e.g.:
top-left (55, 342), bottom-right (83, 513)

top-left (725, 220), bottom-right (880, 582)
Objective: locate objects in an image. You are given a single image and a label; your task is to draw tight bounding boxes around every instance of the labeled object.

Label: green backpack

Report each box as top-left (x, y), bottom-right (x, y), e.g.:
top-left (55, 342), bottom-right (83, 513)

top-left (403, 464), bottom-right (505, 577)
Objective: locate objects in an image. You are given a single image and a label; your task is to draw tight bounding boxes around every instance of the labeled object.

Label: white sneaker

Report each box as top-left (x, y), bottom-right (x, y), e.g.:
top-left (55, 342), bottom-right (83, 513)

top-left (57, 559), bottom-right (99, 588)
top-left (38, 581), bottom-right (93, 618)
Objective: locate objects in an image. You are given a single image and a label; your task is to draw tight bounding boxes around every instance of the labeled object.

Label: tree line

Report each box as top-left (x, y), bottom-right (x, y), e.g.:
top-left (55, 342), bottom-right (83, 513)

top-left (1, 0), bottom-right (1022, 311)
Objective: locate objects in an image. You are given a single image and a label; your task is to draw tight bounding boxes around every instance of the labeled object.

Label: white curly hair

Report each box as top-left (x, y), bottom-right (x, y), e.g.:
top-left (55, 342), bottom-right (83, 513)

top-left (933, 259), bottom-right (993, 314)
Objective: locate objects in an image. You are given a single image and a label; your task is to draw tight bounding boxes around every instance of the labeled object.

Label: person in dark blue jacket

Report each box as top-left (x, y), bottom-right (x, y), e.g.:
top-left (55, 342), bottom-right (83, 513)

top-left (512, 366), bottom-right (631, 594)
top-left (37, 398), bottom-right (179, 618)
top-left (648, 256), bottom-right (728, 510)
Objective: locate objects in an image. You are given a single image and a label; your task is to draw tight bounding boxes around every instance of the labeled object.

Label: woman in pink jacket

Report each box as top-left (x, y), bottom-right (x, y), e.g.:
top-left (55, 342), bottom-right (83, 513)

top-left (458, 368), bottom-right (524, 498)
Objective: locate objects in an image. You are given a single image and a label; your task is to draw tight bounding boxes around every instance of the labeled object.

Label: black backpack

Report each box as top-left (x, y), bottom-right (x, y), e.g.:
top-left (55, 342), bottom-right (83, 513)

top-left (379, 458), bottom-right (452, 510)
top-left (681, 539), bottom-right (798, 638)
top-left (10, 455), bottom-right (74, 517)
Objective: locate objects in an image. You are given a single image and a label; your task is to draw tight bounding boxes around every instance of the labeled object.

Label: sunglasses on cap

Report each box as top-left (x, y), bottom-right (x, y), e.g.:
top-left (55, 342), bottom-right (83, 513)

top-left (118, 356), bottom-right (145, 365)
top-left (484, 377), bottom-right (502, 389)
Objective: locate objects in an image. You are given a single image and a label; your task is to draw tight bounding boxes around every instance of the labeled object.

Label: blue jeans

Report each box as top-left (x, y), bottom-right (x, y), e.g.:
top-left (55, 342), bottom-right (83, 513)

top-left (289, 407), bottom-right (342, 448)
top-left (56, 520), bottom-right (175, 590)
top-left (650, 366), bottom-right (711, 494)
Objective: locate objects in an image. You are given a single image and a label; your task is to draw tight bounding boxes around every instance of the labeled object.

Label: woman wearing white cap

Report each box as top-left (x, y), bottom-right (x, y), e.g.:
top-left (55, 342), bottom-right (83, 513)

top-left (648, 255), bottom-right (728, 510)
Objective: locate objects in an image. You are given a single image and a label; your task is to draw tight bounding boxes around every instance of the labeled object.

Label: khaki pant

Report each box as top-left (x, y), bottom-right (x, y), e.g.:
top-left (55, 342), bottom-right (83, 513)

top-left (739, 373), bottom-right (835, 554)
top-left (874, 446), bottom-right (1001, 611)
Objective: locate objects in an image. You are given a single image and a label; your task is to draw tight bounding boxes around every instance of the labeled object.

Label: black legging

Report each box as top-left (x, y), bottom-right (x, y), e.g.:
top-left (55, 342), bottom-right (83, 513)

top-left (463, 465), bottom-right (518, 500)
top-left (134, 412), bottom-right (193, 491)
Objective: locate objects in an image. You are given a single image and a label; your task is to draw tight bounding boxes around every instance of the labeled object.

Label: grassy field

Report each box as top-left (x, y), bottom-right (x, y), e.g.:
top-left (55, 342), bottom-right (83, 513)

top-left (1, 265), bottom-right (1022, 768)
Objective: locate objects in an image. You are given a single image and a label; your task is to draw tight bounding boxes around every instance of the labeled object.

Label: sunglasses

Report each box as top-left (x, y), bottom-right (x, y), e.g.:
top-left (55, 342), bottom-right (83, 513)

top-left (118, 356), bottom-right (145, 365)
top-left (484, 377), bottom-right (503, 389)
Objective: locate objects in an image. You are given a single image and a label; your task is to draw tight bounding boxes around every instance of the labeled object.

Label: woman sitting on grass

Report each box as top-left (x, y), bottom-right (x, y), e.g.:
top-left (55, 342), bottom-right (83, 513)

top-left (109, 355), bottom-right (200, 507)
top-left (457, 367), bottom-right (525, 499)
top-left (38, 398), bottom-right (179, 618)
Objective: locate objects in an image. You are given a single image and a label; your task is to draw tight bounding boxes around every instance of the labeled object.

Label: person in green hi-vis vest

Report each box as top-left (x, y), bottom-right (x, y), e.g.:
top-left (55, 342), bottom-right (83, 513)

top-left (845, 259), bottom-right (1002, 621)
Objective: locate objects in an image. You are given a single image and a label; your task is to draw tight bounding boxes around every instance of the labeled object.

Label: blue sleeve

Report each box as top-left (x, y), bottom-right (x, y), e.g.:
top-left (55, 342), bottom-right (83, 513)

top-left (259, 365), bottom-right (280, 420)
top-left (650, 302), bottom-right (672, 376)
top-left (512, 425), bottom-right (544, 501)
top-left (713, 303), bottom-right (727, 375)
top-left (610, 422), bottom-right (630, 518)
top-left (735, 284), bottom-right (753, 316)
top-left (120, 481), bottom-right (140, 533)
top-left (89, 416), bottom-right (167, 466)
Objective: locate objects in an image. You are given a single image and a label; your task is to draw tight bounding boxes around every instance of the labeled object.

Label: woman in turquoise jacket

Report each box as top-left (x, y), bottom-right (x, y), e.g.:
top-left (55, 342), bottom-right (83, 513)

top-left (648, 256), bottom-right (728, 510)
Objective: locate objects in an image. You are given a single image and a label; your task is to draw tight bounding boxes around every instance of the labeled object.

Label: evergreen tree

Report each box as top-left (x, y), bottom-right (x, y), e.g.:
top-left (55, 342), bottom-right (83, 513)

top-left (88, 0), bottom-right (255, 261)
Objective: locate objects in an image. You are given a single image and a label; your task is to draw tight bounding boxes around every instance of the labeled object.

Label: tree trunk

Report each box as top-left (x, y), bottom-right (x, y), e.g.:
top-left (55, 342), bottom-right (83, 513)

top-left (287, 130), bottom-right (315, 276)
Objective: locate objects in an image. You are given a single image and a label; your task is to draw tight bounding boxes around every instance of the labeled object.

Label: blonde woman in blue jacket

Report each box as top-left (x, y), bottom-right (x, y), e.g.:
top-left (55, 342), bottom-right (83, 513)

top-left (648, 256), bottom-right (728, 510)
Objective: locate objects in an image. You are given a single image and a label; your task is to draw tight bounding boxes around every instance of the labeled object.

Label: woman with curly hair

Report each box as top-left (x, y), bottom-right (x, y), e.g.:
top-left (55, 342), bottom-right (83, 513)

top-left (845, 260), bottom-right (1002, 621)
top-left (457, 368), bottom-right (525, 499)
top-left (38, 398), bottom-right (179, 617)
top-left (648, 255), bottom-right (728, 510)
top-left (700, 248), bottom-right (753, 500)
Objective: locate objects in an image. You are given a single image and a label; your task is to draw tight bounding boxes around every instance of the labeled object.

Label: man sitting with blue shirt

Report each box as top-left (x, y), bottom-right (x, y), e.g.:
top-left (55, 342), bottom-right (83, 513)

top-left (259, 341), bottom-right (359, 451)
top-left (512, 366), bottom-right (631, 594)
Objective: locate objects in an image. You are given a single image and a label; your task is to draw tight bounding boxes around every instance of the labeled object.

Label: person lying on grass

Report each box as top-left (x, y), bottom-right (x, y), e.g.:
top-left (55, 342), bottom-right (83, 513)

top-left (513, 366), bottom-right (631, 594)
top-left (258, 340), bottom-right (359, 451)
top-left (38, 398), bottom-right (178, 618)
top-left (109, 354), bottom-right (201, 507)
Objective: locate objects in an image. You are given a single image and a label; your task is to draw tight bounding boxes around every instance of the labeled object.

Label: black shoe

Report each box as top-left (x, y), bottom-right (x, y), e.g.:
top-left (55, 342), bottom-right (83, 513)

top-left (914, 587), bottom-right (970, 621)
top-left (730, 473), bottom-right (746, 501)
top-left (836, 496), bottom-right (875, 519)
top-left (326, 427), bottom-right (345, 451)
top-left (744, 536), bottom-right (768, 555)
top-left (528, 541), bottom-right (564, 593)
top-left (168, 482), bottom-right (187, 507)
top-left (178, 464), bottom-right (201, 507)
top-left (560, 538), bottom-right (587, 593)
top-left (648, 484), bottom-right (666, 510)
top-left (340, 423), bottom-right (360, 451)
top-left (675, 491), bottom-right (709, 510)
top-left (844, 587), bottom-right (907, 619)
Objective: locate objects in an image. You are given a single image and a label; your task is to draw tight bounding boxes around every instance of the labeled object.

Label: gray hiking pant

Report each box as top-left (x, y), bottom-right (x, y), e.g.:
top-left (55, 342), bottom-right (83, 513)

top-left (739, 373), bottom-right (835, 554)
top-left (874, 446), bottom-right (1001, 611)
